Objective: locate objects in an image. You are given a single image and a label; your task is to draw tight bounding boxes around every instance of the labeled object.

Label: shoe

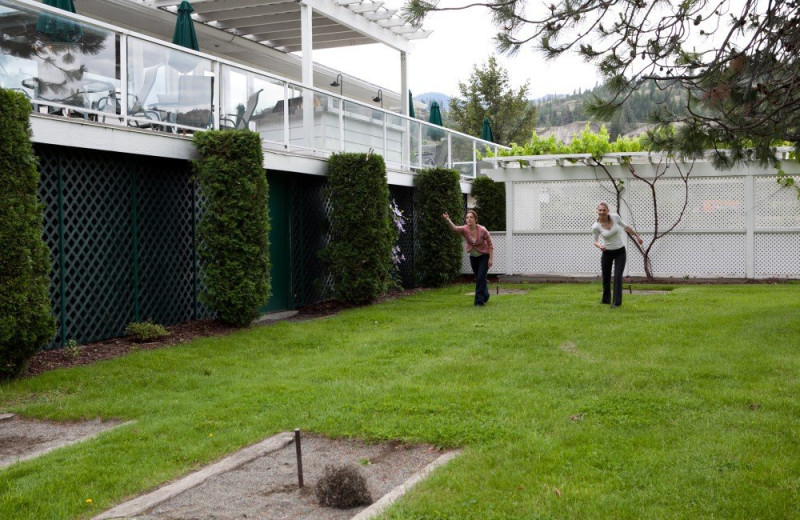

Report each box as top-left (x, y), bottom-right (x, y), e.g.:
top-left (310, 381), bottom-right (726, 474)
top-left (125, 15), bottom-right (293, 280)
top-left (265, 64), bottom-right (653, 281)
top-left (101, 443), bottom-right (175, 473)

top-left (484, 294), bottom-right (490, 303)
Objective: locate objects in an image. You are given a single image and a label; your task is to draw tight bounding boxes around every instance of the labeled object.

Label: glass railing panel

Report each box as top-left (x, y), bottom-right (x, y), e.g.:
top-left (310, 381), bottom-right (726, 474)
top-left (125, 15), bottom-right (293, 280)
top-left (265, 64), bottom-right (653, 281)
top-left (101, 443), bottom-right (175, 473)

top-left (384, 113), bottom-right (405, 167)
top-left (343, 99), bottom-right (385, 155)
top-left (219, 64), bottom-right (284, 139)
top-left (0, 1), bottom-right (118, 121)
top-left (286, 84), bottom-right (313, 149)
top-left (451, 134), bottom-right (476, 178)
top-left (419, 121), bottom-right (448, 168)
top-left (409, 119), bottom-right (423, 169)
top-left (127, 37), bottom-right (213, 132)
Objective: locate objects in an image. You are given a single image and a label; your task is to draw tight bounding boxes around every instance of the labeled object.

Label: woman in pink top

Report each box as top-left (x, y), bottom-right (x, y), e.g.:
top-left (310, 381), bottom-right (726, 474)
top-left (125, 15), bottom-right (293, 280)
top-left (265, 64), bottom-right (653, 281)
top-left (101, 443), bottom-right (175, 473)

top-left (443, 209), bottom-right (494, 306)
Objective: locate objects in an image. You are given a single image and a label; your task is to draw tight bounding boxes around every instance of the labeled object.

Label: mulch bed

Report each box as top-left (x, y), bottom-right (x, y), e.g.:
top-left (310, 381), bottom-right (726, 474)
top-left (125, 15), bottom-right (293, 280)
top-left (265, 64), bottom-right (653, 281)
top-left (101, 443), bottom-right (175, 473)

top-left (22, 288), bottom-right (427, 379)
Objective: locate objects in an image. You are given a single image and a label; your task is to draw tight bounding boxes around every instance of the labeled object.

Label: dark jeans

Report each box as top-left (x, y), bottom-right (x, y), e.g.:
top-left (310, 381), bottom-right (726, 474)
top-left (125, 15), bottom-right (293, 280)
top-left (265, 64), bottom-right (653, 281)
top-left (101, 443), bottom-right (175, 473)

top-left (601, 247), bottom-right (626, 306)
top-left (469, 253), bottom-right (490, 306)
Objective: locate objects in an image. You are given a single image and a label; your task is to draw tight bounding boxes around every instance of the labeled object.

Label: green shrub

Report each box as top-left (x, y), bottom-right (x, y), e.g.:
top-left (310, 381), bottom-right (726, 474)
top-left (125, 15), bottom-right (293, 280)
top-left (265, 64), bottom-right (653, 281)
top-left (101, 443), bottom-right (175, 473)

top-left (125, 321), bottom-right (170, 342)
top-left (193, 130), bottom-right (270, 326)
top-left (471, 176), bottom-right (506, 231)
top-left (0, 89), bottom-right (56, 380)
top-left (322, 152), bottom-right (395, 304)
top-left (414, 168), bottom-right (463, 287)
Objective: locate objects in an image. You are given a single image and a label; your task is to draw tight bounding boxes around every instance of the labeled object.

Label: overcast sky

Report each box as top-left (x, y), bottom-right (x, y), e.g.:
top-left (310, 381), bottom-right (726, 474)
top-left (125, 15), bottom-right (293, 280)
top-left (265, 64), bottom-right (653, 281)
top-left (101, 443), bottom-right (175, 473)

top-left (314, 0), bottom-right (603, 100)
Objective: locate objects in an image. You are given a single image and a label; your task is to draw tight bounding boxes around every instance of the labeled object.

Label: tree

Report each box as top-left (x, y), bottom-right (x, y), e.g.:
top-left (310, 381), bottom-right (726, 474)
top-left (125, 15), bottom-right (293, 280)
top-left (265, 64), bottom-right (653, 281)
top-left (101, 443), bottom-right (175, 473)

top-left (449, 56), bottom-right (537, 145)
top-left (193, 130), bottom-right (271, 327)
top-left (405, 0), bottom-right (800, 168)
top-left (0, 89), bottom-right (56, 380)
top-left (323, 153), bottom-right (395, 304)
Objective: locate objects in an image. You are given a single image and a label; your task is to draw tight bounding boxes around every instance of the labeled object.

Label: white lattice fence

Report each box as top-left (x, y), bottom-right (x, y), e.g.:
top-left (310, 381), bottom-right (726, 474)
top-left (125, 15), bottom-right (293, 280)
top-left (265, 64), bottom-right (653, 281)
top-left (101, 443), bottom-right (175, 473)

top-left (474, 161), bottom-right (800, 279)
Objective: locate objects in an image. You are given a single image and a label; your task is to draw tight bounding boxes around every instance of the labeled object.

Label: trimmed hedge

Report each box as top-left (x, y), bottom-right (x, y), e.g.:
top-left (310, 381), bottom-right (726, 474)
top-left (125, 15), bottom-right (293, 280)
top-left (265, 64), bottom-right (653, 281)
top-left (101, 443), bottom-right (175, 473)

top-left (471, 176), bottom-right (506, 231)
top-left (414, 168), bottom-right (463, 287)
top-left (323, 152), bottom-right (395, 304)
top-left (193, 130), bottom-right (270, 326)
top-left (0, 89), bottom-right (56, 379)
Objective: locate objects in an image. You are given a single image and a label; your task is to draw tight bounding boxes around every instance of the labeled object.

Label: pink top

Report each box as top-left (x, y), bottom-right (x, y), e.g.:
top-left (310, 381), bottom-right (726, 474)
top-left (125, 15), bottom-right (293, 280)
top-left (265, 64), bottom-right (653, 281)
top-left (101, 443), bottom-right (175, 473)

top-left (454, 224), bottom-right (494, 255)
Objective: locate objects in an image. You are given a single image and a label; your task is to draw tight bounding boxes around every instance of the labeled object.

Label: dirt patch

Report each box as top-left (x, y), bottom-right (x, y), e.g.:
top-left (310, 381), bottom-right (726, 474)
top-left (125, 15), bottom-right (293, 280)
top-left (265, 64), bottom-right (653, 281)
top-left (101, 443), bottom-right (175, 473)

top-left (97, 433), bottom-right (455, 520)
top-left (0, 415), bottom-right (125, 469)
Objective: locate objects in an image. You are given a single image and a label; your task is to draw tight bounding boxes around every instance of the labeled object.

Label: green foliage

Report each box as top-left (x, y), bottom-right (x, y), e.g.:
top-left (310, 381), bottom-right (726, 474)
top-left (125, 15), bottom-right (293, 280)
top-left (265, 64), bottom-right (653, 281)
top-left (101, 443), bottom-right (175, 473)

top-left (470, 176), bottom-right (505, 231)
top-left (0, 89), bottom-right (56, 380)
top-left (414, 168), bottom-right (463, 287)
top-left (125, 321), bottom-right (170, 342)
top-left (492, 123), bottom-right (644, 163)
top-left (192, 130), bottom-right (270, 327)
top-left (323, 152), bottom-right (395, 304)
top-left (449, 56), bottom-right (537, 145)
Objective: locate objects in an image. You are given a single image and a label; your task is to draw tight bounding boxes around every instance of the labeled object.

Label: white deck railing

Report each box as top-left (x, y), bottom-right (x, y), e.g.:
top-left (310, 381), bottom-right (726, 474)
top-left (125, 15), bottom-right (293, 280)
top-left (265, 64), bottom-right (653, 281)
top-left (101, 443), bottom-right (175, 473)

top-left (0, 0), bottom-right (507, 176)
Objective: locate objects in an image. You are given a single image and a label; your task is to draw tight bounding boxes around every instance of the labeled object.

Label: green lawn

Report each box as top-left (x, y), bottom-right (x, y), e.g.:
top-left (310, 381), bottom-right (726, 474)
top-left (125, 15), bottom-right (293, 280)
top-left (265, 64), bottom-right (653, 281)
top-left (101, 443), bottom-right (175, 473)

top-left (1, 283), bottom-right (798, 519)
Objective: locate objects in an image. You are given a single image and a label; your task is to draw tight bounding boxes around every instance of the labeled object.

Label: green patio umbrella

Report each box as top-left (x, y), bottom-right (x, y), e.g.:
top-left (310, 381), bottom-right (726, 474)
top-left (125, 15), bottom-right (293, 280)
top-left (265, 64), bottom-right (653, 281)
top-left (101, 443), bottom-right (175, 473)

top-left (36, 0), bottom-right (83, 43)
top-left (173, 1), bottom-right (199, 50)
top-left (408, 89), bottom-right (415, 118)
top-left (427, 100), bottom-right (445, 141)
top-left (481, 117), bottom-right (494, 142)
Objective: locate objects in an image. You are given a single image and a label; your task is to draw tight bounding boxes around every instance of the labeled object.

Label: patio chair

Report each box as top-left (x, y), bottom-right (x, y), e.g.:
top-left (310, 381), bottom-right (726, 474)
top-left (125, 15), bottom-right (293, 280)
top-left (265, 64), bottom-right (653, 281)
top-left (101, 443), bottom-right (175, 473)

top-left (93, 67), bottom-right (161, 127)
top-left (221, 89), bottom-right (262, 130)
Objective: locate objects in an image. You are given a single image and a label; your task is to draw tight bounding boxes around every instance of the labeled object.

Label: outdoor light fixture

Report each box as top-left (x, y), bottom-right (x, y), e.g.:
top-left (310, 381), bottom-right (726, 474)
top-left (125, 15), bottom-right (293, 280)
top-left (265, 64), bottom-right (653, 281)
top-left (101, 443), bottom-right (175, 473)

top-left (373, 88), bottom-right (383, 108)
top-left (330, 73), bottom-right (343, 95)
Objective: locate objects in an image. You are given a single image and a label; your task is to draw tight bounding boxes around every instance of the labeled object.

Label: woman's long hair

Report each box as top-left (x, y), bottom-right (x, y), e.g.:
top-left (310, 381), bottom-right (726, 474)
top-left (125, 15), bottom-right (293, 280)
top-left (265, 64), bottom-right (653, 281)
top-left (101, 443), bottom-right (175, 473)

top-left (596, 201), bottom-right (611, 223)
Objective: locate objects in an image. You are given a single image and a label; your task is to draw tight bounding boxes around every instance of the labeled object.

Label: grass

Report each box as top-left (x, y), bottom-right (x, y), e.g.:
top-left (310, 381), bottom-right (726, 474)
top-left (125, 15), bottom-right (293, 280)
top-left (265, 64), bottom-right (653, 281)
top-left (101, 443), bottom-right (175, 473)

top-left (1, 283), bottom-right (798, 519)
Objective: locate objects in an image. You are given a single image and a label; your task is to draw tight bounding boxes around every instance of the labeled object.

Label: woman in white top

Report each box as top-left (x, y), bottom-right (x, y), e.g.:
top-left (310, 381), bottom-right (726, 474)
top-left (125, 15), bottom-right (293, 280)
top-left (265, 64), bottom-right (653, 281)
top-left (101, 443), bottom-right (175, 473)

top-left (592, 201), bottom-right (643, 307)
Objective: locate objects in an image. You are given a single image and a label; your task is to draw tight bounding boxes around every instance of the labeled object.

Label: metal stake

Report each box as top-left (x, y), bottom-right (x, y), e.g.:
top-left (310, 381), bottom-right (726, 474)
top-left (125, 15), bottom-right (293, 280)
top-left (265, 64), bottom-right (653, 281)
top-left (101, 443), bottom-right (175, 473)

top-left (295, 428), bottom-right (304, 488)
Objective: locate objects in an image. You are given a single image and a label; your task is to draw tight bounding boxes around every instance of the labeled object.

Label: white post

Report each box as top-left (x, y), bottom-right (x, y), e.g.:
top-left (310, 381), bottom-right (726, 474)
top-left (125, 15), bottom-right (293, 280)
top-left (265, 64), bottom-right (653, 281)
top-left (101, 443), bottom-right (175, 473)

top-left (505, 179), bottom-right (514, 275)
top-left (400, 51), bottom-right (410, 168)
top-left (745, 172), bottom-right (755, 278)
top-left (300, 2), bottom-right (314, 148)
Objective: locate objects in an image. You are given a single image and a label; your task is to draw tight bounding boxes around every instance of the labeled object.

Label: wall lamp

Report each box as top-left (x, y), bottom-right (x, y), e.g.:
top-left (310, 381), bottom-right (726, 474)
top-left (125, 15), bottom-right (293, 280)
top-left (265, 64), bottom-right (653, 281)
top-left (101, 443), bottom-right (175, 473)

top-left (373, 88), bottom-right (383, 108)
top-left (330, 73), bottom-right (343, 95)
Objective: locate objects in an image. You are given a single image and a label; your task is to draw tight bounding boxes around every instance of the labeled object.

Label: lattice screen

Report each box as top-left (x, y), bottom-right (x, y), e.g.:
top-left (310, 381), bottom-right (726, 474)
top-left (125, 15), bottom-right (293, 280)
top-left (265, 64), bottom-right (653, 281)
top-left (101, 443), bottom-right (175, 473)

top-left (36, 145), bottom-right (204, 348)
top-left (754, 175), bottom-right (800, 229)
top-left (628, 233), bottom-right (746, 277)
top-left (626, 176), bottom-right (746, 231)
top-left (755, 233), bottom-right (800, 276)
top-left (513, 180), bottom-right (613, 231)
top-left (290, 174), bottom-right (332, 307)
top-left (513, 234), bottom-right (597, 275)
top-left (389, 185), bottom-right (415, 288)
top-left (137, 162), bottom-right (197, 326)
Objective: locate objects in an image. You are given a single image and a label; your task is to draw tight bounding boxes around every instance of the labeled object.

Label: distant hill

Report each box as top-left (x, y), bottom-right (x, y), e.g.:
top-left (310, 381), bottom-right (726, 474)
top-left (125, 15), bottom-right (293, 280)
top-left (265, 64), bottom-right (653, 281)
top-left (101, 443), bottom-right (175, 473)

top-left (412, 82), bottom-right (682, 142)
top-left (415, 92), bottom-right (451, 112)
top-left (535, 81), bottom-right (686, 140)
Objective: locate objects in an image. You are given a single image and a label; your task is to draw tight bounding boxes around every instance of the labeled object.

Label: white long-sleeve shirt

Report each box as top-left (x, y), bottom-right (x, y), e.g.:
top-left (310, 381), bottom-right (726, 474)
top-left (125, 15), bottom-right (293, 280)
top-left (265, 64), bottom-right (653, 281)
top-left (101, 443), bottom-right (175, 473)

top-left (592, 214), bottom-right (628, 250)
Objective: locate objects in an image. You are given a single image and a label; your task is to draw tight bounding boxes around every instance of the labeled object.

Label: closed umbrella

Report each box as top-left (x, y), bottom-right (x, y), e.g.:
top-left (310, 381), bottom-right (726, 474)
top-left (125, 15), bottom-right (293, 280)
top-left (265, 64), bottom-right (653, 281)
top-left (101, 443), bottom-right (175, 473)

top-left (172, 1), bottom-right (199, 51)
top-left (170, 1), bottom-right (200, 73)
top-left (427, 100), bottom-right (444, 141)
top-left (36, 0), bottom-right (82, 43)
top-left (481, 117), bottom-right (494, 142)
top-left (408, 89), bottom-right (415, 118)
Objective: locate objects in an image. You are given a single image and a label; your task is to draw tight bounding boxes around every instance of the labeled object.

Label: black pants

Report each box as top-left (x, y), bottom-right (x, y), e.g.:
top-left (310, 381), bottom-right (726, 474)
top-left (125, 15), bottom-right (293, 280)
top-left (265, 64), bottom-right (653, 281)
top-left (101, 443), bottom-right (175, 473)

top-left (469, 253), bottom-right (490, 306)
top-left (601, 247), bottom-right (626, 306)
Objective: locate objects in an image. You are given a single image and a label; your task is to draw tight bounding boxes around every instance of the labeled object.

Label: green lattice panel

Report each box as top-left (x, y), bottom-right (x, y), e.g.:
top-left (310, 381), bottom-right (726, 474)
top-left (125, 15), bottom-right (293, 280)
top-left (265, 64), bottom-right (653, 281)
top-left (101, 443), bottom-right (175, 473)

top-left (59, 148), bottom-right (136, 344)
top-left (291, 174), bottom-right (332, 307)
top-left (36, 149), bottom-right (65, 348)
top-left (389, 185), bottom-right (415, 289)
top-left (136, 160), bottom-right (198, 325)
